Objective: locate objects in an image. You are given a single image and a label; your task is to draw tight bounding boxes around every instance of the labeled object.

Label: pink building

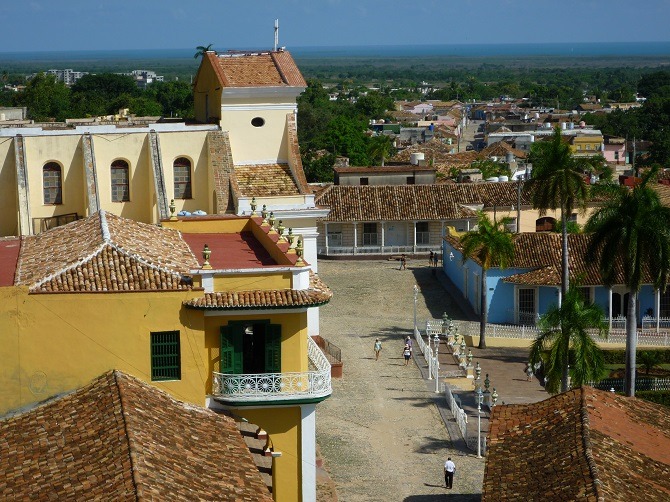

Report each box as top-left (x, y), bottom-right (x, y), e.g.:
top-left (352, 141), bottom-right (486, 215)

top-left (603, 135), bottom-right (626, 164)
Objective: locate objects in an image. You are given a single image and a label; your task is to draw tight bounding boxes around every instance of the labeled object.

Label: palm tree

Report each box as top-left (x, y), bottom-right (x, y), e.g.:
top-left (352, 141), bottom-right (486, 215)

top-left (526, 126), bottom-right (597, 297)
top-left (529, 287), bottom-right (607, 393)
top-left (194, 44), bottom-right (213, 59)
top-left (585, 167), bottom-right (670, 396)
top-left (460, 213), bottom-right (515, 349)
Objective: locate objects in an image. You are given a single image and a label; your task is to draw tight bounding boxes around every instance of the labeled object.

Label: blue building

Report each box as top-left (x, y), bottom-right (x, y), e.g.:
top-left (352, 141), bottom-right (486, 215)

top-left (442, 232), bottom-right (669, 327)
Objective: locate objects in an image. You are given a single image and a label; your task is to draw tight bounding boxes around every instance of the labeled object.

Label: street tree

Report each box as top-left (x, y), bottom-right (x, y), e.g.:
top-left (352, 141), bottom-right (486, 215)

top-left (460, 213), bottom-right (515, 349)
top-left (585, 167), bottom-right (670, 396)
top-left (529, 287), bottom-right (607, 394)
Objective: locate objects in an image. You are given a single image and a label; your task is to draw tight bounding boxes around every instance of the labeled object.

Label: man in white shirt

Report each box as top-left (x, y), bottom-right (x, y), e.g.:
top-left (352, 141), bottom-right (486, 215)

top-left (444, 457), bottom-right (456, 489)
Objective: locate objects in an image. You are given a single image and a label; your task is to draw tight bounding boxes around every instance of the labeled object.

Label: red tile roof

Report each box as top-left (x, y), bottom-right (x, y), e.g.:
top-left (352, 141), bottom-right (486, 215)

top-left (0, 371), bottom-right (273, 501)
top-left (483, 387), bottom-right (670, 501)
top-left (0, 237), bottom-right (20, 286)
top-left (206, 50), bottom-right (306, 88)
top-left (15, 211), bottom-right (198, 292)
top-left (182, 232), bottom-right (277, 269)
top-left (316, 183), bottom-right (530, 222)
top-left (184, 272), bottom-right (332, 310)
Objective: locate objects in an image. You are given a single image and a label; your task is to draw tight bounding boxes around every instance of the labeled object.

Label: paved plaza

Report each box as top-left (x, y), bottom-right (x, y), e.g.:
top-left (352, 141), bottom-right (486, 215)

top-left (316, 258), bottom-right (549, 501)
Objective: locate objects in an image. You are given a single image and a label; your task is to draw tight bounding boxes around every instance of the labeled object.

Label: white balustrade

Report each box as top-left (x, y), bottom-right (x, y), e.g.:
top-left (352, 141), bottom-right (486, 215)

top-left (212, 337), bottom-right (332, 402)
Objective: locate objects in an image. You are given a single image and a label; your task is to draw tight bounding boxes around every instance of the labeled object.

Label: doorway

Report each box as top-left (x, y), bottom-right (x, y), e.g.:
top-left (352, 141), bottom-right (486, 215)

top-left (220, 320), bottom-right (281, 374)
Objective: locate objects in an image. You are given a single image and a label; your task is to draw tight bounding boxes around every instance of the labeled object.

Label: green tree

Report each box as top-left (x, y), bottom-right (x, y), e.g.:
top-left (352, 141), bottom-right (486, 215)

top-left (460, 213), bottom-right (515, 349)
top-left (526, 127), bottom-right (596, 298)
top-left (367, 135), bottom-right (394, 166)
top-left (323, 115), bottom-right (370, 166)
top-left (17, 73), bottom-right (71, 121)
top-left (529, 287), bottom-right (607, 393)
top-left (585, 167), bottom-right (670, 396)
top-left (194, 44), bottom-right (213, 59)
top-left (71, 73), bottom-right (139, 116)
top-left (146, 80), bottom-right (193, 118)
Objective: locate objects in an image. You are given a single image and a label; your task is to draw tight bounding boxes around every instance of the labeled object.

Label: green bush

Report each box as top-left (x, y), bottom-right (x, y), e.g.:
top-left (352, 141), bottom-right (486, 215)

top-left (602, 349), bottom-right (670, 365)
top-left (637, 390), bottom-right (670, 407)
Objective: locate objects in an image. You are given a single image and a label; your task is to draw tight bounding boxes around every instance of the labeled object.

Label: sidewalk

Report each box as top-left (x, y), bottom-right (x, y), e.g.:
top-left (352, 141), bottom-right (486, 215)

top-left (417, 270), bottom-right (549, 452)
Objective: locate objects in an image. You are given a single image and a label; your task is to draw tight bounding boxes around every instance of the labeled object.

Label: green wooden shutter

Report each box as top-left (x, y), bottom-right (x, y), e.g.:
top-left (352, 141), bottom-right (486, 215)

top-left (264, 324), bottom-right (281, 373)
top-left (220, 325), bottom-right (243, 374)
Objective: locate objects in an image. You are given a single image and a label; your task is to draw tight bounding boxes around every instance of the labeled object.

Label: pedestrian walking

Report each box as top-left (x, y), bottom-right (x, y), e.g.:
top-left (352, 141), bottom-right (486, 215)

top-left (429, 250), bottom-right (434, 266)
top-left (405, 335), bottom-right (413, 349)
top-left (525, 362), bottom-right (534, 381)
top-left (444, 457), bottom-right (456, 489)
top-left (400, 254), bottom-right (407, 270)
top-left (374, 338), bottom-right (382, 361)
top-left (402, 344), bottom-right (412, 366)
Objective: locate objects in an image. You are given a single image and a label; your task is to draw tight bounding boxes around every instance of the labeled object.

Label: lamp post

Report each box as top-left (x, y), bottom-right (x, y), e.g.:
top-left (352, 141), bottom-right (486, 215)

top-left (413, 285), bottom-right (419, 337)
top-left (476, 387), bottom-right (483, 459)
top-left (433, 332), bottom-right (440, 393)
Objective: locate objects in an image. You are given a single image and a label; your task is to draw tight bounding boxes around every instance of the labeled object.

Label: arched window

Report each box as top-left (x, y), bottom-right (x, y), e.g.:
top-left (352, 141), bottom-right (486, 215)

top-left (111, 160), bottom-right (130, 202)
top-left (173, 157), bottom-right (192, 199)
top-left (43, 162), bottom-right (62, 204)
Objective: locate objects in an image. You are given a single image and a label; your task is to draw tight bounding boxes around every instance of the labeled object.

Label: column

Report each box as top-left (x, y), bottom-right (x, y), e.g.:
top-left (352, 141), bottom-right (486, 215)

top-left (413, 220), bottom-right (417, 253)
top-left (608, 287), bottom-right (613, 330)
top-left (301, 404), bottom-right (317, 502)
top-left (557, 287), bottom-right (562, 308)
top-left (324, 221), bottom-right (329, 256)
top-left (381, 221), bottom-right (385, 253)
top-left (352, 222), bottom-right (358, 255)
top-left (441, 220), bottom-right (445, 238)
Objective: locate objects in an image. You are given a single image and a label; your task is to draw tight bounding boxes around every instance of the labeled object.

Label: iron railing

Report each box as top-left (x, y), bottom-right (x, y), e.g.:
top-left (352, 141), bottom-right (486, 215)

top-left (211, 337), bottom-right (332, 402)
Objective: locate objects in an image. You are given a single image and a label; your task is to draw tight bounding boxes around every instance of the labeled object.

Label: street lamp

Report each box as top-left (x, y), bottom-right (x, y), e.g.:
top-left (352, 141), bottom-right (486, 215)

top-left (476, 387), bottom-right (483, 459)
top-left (433, 331), bottom-right (440, 393)
top-left (413, 285), bottom-right (419, 336)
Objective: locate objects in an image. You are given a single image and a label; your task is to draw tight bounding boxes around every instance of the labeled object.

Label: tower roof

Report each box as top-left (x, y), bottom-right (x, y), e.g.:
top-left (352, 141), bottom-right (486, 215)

top-left (205, 50), bottom-right (306, 88)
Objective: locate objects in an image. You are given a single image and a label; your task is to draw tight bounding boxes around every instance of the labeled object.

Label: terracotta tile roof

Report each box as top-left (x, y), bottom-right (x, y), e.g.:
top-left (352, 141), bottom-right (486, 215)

top-left (480, 140), bottom-right (528, 159)
top-left (483, 387), bottom-right (670, 501)
top-left (0, 370), bottom-right (273, 501)
top-left (391, 139), bottom-right (483, 176)
top-left (316, 182), bottom-right (529, 222)
top-left (184, 272), bottom-right (332, 310)
top-left (446, 231), bottom-right (643, 286)
top-left (208, 50), bottom-right (306, 88)
top-left (233, 163), bottom-right (301, 197)
top-left (16, 211), bottom-right (198, 292)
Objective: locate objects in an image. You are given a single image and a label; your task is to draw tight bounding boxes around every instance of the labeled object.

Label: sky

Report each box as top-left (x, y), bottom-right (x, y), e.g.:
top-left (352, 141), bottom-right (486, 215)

top-left (1, 0), bottom-right (669, 53)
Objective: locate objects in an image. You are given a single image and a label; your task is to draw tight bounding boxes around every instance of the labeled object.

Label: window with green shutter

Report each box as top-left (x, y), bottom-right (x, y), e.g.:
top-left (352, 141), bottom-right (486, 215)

top-left (151, 331), bottom-right (181, 381)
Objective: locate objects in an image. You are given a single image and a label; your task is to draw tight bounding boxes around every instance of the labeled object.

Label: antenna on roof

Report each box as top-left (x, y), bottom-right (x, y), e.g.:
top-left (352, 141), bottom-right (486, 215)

top-left (274, 19), bottom-right (279, 51)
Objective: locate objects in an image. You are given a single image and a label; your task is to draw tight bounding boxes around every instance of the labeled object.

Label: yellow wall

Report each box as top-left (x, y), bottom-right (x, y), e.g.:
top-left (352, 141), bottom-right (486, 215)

top-left (0, 286), bottom-right (206, 415)
top-left (212, 272), bottom-right (292, 291)
top-left (193, 58), bottom-right (222, 124)
top-left (240, 406), bottom-right (302, 502)
top-left (158, 131), bottom-right (212, 214)
top-left (483, 206), bottom-right (596, 233)
top-left (220, 102), bottom-right (290, 163)
top-left (23, 135), bottom-right (87, 221)
top-left (93, 133), bottom-right (154, 223)
top-left (0, 138), bottom-right (18, 235)
top-left (163, 217), bottom-right (250, 234)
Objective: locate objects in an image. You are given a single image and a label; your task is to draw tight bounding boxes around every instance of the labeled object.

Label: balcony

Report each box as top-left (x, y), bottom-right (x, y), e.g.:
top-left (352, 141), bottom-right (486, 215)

top-left (211, 337), bottom-right (332, 405)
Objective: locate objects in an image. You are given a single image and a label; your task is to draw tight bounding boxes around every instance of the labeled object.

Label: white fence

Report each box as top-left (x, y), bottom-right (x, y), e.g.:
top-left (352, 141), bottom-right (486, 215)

top-left (457, 320), bottom-right (670, 347)
top-left (444, 385), bottom-right (469, 441)
top-left (587, 377), bottom-right (670, 392)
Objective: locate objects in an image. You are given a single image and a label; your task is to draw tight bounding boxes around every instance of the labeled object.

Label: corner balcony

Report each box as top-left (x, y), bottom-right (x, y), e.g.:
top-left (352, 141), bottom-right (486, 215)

top-left (211, 337), bottom-right (332, 406)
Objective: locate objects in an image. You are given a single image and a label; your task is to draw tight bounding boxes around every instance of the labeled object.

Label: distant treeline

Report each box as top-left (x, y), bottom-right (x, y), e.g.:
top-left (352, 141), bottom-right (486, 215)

top-left (0, 72), bottom-right (193, 120)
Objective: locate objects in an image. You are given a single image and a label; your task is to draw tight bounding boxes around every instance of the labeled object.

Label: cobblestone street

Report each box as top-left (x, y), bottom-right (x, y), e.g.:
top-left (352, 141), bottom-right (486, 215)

top-left (317, 258), bottom-right (485, 501)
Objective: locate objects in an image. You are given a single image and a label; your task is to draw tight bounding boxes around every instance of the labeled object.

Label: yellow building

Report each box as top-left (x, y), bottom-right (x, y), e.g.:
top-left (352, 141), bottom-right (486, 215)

top-left (0, 210), bottom-right (332, 501)
top-left (569, 133), bottom-right (604, 156)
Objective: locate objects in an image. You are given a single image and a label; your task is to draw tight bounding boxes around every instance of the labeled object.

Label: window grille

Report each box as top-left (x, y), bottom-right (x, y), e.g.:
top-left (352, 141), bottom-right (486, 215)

top-left (151, 331), bottom-right (181, 381)
top-left (111, 160), bottom-right (130, 202)
top-left (43, 162), bottom-right (62, 204)
top-left (173, 157), bottom-right (192, 199)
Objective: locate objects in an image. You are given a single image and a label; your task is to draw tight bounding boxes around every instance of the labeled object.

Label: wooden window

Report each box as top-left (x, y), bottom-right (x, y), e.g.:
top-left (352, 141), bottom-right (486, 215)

top-left (416, 221), bottom-right (430, 244)
top-left (173, 157), bottom-right (192, 199)
top-left (360, 177), bottom-right (369, 185)
top-left (363, 223), bottom-right (378, 245)
top-left (220, 322), bottom-right (280, 375)
top-left (406, 176), bottom-right (415, 185)
top-left (111, 160), bottom-right (130, 202)
top-left (150, 331), bottom-right (181, 381)
top-left (43, 162), bottom-right (62, 204)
